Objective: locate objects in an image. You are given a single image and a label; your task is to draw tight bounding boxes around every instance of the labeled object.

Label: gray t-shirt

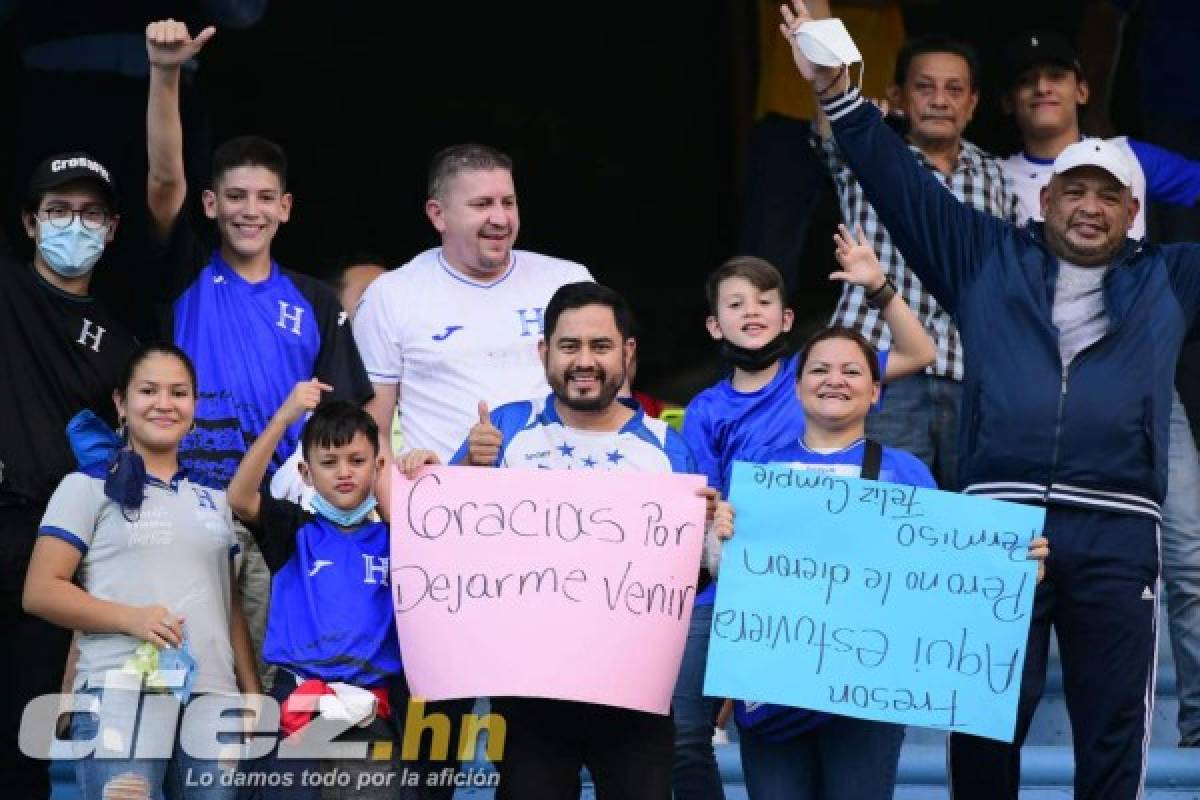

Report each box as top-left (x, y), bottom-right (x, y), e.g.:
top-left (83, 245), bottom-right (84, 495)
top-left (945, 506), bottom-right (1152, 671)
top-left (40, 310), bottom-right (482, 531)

top-left (1053, 260), bottom-right (1110, 366)
top-left (40, 471), bottom-right (239, 694)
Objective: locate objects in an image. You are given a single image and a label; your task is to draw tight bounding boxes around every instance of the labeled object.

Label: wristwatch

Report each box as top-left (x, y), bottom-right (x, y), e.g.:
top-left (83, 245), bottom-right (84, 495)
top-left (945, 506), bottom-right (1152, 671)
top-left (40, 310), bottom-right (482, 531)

top-left (865, 277), bottom-right (897, 310)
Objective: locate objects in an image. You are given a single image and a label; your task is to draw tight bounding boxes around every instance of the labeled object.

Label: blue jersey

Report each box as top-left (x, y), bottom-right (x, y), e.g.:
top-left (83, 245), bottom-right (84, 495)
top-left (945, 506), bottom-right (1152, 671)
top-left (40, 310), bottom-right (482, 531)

top-left (683, 351), bottom-right (889, 497)
top-left (250, 492), bottom-right (401, 687)
top-left (153, 210), bottom-right (372, 489)
top-left (1127, 138), bottom-right (1200, 209)
top-left (761, 437), bottom-right (936, 488)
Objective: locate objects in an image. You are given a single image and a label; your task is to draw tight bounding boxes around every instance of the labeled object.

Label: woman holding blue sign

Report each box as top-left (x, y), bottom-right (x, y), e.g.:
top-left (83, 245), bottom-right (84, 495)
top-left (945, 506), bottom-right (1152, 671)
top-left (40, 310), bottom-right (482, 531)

top-left (711, 309), bottom-right (1050, 799)
top-left (23, 344), bottom-right (258, 797)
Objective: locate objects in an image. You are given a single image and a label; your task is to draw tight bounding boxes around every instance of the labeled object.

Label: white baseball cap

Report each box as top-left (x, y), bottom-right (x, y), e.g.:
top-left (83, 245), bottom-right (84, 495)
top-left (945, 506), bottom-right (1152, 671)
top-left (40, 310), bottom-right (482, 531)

top-left (1052, 139), bottom-right (1134, 187)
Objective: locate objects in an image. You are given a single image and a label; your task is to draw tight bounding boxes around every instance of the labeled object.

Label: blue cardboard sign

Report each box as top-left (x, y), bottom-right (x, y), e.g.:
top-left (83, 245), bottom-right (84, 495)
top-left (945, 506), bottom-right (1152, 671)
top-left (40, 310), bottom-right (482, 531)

top-left (704, 461), bottom-right (1046, 742)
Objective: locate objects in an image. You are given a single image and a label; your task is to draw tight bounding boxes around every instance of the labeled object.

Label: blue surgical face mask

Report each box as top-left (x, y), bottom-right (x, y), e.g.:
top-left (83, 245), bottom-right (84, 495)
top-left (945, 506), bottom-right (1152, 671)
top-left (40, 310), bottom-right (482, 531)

top-left (38, 218), bottom-right (106, 278)
top-left (311, 491), bottom-right (377, 527)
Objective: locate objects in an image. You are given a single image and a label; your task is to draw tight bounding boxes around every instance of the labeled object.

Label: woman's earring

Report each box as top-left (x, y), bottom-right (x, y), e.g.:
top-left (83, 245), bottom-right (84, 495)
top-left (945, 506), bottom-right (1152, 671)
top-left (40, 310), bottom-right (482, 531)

top-left (116, 417), bottom-right (127, 442)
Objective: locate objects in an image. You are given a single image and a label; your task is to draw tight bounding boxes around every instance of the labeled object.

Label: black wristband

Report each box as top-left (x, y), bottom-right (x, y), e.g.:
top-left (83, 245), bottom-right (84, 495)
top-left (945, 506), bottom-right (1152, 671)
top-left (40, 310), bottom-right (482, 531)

top-left (865, 277), bottom-right (897, 310)
top-left (814, 65), bottom-right (848, 99)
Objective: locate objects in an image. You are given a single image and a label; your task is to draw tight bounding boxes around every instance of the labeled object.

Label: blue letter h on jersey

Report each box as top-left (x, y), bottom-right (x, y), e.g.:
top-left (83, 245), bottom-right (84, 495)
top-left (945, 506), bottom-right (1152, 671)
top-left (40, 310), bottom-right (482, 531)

top-left (516, 307), bottom-right (544, 337)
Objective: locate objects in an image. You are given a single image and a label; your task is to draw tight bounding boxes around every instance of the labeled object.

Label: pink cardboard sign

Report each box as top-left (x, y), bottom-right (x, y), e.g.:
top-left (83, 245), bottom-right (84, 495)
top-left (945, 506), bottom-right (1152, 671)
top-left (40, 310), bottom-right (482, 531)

top-left (390, 465), bottom-right (707, 714)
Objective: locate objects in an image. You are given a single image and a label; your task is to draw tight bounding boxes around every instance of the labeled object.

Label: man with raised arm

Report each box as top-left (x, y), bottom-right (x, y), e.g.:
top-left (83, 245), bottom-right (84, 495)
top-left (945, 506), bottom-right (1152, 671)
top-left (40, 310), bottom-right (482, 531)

top-left (145, 20), bottom-right (373, 687)
top-left (780, 3), bottom-right (1200, 798)
top-left (999, 28), bottom-right (1200, 750)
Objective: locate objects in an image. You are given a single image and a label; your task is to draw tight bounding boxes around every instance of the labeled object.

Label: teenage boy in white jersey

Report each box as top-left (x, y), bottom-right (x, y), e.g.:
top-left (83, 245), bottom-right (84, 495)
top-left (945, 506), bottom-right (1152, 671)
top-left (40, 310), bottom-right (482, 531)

top-left (999, 30), bottom-right (1200, 235)
top-left (353, 144), bottom-right (592, 465)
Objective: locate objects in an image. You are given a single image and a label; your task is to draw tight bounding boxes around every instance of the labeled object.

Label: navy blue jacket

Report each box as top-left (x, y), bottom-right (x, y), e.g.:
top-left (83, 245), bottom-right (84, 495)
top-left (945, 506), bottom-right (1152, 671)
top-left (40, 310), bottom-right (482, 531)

top-left (822, 88), bottom-right (1200, 520)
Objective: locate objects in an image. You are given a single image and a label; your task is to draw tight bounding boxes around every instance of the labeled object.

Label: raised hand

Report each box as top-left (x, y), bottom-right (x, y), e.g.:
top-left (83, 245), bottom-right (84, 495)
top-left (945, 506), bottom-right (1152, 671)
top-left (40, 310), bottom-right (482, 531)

top-left (778, 2), bottom-right (818, 80)
top-left (123, 604), bottom-right (184, 648)
top-left (466, 401), bottom-right (503, 466)
top-left (146, 19), bottom-right (215, 69)
top-left (830, 224), bottom-right (886, 293)
top-left (280, 379), bottom-right (332, 426)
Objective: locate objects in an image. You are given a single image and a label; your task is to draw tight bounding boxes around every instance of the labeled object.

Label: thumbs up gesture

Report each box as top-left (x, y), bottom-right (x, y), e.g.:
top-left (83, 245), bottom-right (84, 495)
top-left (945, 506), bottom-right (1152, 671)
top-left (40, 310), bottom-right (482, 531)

top-left (146, 19), bottom-right (216, 69)
top-left (466, 401), bottom-right (503, 466)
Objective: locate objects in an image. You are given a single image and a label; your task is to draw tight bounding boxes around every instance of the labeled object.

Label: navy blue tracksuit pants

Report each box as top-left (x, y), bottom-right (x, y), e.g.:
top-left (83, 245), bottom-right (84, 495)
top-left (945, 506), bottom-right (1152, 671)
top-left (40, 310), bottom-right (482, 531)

top-left (948, 505), bottom-right (1159, 800)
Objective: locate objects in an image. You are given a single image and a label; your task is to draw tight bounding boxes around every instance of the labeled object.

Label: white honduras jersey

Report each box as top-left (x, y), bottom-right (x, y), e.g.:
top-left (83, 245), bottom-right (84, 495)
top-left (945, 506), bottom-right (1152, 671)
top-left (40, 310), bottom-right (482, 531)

top-left (451, 394), bottom-right (697, 475)
top-left (1002, 136), bottom-right (1149, 238)
top-left (353, 248), bottom-right (592, 461)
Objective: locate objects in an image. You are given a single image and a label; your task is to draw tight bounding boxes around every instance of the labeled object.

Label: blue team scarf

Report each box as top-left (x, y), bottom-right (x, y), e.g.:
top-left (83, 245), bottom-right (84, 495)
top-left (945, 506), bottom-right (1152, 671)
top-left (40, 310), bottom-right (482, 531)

top-left (65, 409), bottom-right (148, 511)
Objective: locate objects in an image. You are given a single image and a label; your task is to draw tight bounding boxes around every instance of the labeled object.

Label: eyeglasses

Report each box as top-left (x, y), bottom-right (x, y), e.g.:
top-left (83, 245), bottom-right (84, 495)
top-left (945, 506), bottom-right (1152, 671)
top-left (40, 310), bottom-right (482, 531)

top-left (38, 206), bottom-right (110, 231)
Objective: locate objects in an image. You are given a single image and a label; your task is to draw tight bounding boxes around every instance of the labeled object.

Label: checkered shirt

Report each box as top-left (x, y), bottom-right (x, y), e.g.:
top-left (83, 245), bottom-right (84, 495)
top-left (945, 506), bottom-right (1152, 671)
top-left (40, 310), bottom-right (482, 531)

top-left (816, 135), bottom-right (1019, 381)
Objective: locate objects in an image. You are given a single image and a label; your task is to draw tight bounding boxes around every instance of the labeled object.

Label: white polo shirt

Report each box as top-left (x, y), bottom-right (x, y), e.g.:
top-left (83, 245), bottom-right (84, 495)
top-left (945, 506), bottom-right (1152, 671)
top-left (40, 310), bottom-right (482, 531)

top-left (39, 469), bottom-right (239, 695)
top-left (352, 247), bottom-right (592, 461)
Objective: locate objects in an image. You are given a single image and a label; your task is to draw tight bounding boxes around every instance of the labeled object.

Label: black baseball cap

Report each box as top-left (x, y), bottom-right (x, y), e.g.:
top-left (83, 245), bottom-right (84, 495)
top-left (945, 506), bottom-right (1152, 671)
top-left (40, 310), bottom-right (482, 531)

top-left (1002, 30), bottom-right (1083, 88)
top-left (27, 152), bottom-right (117, 209)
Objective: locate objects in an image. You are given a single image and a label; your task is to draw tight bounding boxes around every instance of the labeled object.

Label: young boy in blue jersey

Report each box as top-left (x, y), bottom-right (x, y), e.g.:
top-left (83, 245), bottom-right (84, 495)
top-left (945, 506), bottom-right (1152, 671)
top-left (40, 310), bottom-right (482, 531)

top-left (687, 225), bottom-right (936, 499)
top-left (710, 326), bottom-right (1049, 800)
top-left (228, 382), bottom-right (402, 797)
top-left (145, 20), bottom-right (374, 687)
top-left (674, 226), bottom-right (935, 796)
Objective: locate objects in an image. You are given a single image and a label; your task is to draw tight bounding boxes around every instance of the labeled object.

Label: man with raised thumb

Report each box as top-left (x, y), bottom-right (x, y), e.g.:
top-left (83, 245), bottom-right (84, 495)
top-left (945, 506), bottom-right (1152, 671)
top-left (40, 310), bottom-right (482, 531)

top-left (463, 401), bottom-right (504, 466)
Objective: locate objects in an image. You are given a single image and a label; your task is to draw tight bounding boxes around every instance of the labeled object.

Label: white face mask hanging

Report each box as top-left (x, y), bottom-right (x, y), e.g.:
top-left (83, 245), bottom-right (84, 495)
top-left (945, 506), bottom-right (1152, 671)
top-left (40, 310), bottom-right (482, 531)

top-left (794, 18), bottom-right (865, 92)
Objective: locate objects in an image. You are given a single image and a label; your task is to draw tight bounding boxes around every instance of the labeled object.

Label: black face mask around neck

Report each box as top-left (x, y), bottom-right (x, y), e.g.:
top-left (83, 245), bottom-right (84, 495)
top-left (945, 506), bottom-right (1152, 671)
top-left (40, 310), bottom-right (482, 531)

top-left (719, 333), bottom-right (790, 373)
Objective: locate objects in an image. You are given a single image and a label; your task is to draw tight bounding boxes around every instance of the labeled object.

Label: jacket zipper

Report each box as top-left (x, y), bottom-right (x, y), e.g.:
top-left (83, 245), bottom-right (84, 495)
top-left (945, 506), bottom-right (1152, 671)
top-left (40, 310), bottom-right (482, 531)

top-left (1038, 236), bottom-right (1142, 505)
top-left (1045, 363), bottom-right (1069, 504)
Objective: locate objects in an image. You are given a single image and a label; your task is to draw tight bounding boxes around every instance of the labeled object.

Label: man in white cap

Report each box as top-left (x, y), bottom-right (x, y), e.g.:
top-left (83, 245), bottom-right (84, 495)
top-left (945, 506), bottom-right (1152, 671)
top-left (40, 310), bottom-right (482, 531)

top-left (778, 3), bottom-right (1200, 797)
top-left (1000, 34), bottom-right (1200, 749)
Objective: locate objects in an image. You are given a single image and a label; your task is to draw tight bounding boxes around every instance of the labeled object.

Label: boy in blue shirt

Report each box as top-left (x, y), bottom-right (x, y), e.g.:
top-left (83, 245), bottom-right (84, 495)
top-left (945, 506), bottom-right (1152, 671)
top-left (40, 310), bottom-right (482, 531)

top-left (229, 382), bottom-right (401, 797)
top-left (674, 226), bottom-right (936, 796)
top-left (685, 226), bottom-right (936, 501)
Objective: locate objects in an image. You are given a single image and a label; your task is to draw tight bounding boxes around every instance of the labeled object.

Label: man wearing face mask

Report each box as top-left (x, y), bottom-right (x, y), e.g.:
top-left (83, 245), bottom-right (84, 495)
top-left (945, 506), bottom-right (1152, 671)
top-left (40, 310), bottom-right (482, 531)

top-left (0, 152), bottom-right (138, 797)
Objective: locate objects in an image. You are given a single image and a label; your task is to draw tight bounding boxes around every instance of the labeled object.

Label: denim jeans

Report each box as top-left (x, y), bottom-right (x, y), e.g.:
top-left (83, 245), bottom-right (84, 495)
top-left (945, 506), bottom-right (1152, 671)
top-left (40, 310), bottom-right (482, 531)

top-left (865, 373), bottom-right (963, 490)
top-left (738, 715), bottom-right (904, 800)
top-left (71, 687), bottom-right (237, 800)
top-left (1162, 391), bottom-right (1200, 744)
top-left (671, 603), bottom-right (725, 799)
